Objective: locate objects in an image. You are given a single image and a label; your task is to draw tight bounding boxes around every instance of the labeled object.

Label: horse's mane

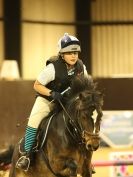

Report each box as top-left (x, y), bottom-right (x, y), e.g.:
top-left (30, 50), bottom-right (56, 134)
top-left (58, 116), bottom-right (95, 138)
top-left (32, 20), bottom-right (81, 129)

top-left (54, 75), bottom-right (103, 123)
top-left (70, 75), bottom-right (95, 97)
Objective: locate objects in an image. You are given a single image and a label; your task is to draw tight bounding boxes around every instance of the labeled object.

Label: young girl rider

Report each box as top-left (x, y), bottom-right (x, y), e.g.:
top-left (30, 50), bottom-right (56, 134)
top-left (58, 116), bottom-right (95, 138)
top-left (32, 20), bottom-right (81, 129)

top-left (16, 33), bottom-right (92, 171)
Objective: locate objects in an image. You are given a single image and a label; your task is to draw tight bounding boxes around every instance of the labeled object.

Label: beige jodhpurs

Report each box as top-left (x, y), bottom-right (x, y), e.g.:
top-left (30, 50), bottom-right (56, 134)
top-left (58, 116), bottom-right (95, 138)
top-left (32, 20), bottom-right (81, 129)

top-left (27, 96), bottom-right (54, 128)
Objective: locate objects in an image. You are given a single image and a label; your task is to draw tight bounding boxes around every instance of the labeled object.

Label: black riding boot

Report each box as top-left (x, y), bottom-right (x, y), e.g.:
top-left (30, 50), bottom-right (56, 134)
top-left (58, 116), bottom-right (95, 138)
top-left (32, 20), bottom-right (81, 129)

top-left (16, 152), bottom-right (30, 172)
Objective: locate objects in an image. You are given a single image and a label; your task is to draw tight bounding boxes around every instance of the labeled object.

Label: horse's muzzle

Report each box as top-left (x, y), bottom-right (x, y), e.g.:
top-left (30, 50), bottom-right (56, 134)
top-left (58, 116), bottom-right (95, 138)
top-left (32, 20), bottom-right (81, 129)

top-left (82, 131), bottom-right (100, 151)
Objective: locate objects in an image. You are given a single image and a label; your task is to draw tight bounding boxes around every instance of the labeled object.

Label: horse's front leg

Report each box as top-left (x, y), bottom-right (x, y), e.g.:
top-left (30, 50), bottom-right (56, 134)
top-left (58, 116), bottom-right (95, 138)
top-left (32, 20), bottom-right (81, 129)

top-left (49, 157), bottom-right (78, 177)
top-left (82, 161), bottom-right (92, 177)
top-left (81, 151), bottom-right (93, 177)
top-left (62, 158), bottom-right (78, 176)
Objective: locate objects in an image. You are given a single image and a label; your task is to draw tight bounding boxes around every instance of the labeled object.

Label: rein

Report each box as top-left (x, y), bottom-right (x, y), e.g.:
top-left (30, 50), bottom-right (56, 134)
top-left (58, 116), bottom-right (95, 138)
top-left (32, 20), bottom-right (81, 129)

top-left (62, 113), bottom-right (83, 144)
top-left (59, 100), bottom-right (85, 143)
top-left (59, 100), bottom-right (82, 133)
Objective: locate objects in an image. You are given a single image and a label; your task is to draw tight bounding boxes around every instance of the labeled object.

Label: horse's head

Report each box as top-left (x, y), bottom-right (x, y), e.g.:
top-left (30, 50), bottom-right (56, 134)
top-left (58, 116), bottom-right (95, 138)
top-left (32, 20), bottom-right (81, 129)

top-left (64, 75), bottom-right (103, 151)
top-left (79, 89), bottom-right (103, 151)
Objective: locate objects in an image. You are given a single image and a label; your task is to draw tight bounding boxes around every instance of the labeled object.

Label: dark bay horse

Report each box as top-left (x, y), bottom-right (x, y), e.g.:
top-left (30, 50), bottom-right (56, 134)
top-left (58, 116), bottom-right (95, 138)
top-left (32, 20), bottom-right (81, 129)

top-left (9, 75), bottom-right (103, 177)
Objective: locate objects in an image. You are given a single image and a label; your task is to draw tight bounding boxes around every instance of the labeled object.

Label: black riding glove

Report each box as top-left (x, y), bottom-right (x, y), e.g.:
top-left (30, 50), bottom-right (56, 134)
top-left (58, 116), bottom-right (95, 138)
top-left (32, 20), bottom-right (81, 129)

top-left (50, 91), bottom-right (62, 101)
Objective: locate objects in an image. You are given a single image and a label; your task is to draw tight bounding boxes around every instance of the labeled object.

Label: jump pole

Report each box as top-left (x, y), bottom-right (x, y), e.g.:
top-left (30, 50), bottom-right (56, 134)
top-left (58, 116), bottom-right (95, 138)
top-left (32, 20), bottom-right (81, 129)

top-left (93, 160), bottom-right (133, 167)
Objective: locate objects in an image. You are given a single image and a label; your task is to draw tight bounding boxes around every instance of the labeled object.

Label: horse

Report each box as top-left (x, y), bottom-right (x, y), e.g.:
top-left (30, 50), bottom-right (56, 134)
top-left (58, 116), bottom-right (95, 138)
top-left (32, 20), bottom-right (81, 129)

top-left (8, 75), bottom-right (103, 177)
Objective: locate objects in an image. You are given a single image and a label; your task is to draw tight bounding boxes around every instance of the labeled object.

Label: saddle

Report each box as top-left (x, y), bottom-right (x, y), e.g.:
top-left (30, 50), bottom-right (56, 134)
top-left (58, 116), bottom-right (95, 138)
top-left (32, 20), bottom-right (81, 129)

top-left (18, 112), bottom-right (56, 156)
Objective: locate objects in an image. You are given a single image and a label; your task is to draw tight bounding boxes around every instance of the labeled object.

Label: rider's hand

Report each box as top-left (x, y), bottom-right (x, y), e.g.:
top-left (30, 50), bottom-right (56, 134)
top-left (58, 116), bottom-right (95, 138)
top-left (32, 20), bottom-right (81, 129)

top-left (50, 91), bottom-right (62, 101)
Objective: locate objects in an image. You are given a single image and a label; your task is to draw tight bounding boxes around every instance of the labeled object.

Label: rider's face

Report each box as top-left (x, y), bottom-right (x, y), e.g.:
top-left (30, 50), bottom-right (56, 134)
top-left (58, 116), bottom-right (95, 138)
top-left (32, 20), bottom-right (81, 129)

top-left (62, 52), bottom-right (79, 66)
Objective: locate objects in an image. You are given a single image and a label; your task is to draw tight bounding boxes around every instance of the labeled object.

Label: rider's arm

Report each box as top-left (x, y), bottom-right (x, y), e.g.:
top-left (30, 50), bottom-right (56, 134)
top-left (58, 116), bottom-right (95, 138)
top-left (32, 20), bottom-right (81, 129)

top-left (34, 80), bottom-right (51, 96)
top-left (34, 63), bottom-right (55, 96)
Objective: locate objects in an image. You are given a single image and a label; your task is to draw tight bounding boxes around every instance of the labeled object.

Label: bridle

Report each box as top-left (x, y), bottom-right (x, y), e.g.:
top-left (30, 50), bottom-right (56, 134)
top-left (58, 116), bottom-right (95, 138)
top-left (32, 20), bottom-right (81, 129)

top-left (58, 99), bottom-right (102, 150)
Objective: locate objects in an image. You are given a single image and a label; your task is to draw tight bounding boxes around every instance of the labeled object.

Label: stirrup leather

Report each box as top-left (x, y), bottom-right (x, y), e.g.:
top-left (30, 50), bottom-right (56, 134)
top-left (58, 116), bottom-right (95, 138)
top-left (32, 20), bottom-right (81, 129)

top-left (16, 155), bottom-right (30, 172)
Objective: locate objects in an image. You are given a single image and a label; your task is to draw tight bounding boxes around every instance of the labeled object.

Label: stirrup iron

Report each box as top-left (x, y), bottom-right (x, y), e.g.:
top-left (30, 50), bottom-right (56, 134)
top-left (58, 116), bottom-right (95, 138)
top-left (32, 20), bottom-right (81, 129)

top-left (16, 155), bottom-right (30, 172)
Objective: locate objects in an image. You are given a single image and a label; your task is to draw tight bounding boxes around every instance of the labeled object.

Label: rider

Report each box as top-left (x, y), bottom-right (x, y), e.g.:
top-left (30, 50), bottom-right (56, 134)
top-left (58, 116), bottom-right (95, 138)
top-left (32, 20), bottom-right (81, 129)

top-left (16, 33), bottom-right (92, 171)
